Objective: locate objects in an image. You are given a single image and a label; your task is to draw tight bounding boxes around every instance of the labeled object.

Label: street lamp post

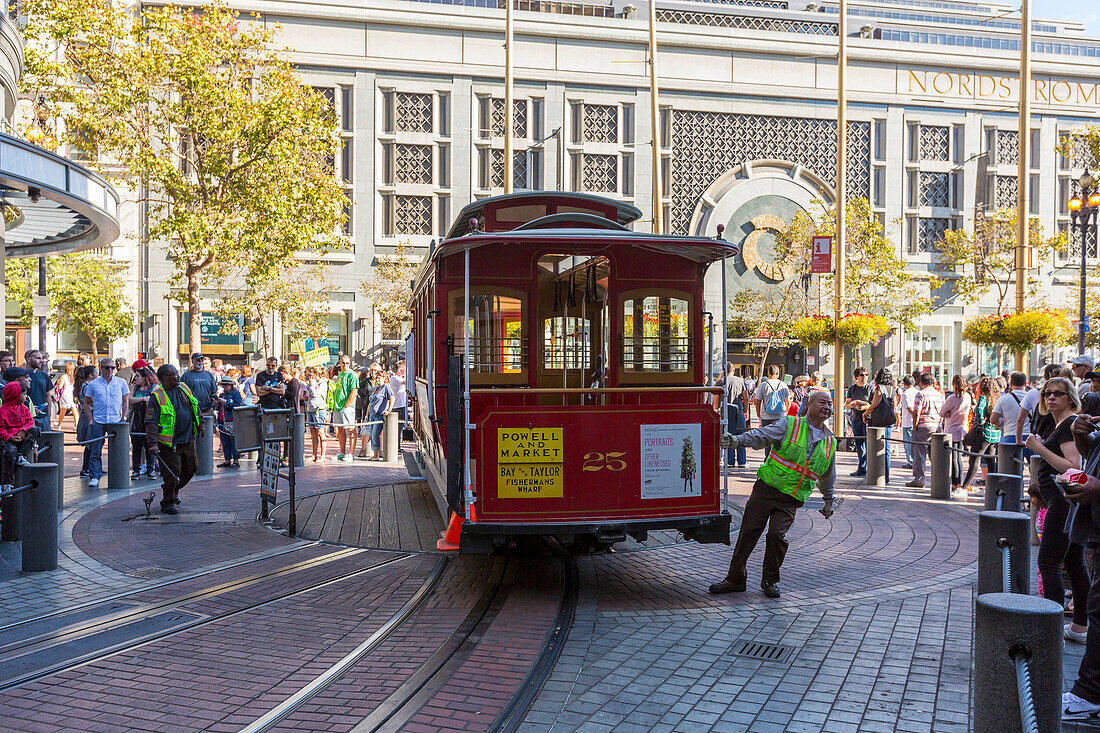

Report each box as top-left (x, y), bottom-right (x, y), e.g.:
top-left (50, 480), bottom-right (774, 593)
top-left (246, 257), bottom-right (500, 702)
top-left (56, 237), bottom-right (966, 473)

top-left (1069, 170), bottom-right (1100, 352)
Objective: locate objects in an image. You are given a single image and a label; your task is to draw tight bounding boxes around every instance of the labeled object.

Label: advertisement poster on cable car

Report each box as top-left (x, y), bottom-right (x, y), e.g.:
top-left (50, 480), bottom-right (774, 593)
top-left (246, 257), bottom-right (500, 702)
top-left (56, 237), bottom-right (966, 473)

top-left (640, 424), bottom-right (702, 500)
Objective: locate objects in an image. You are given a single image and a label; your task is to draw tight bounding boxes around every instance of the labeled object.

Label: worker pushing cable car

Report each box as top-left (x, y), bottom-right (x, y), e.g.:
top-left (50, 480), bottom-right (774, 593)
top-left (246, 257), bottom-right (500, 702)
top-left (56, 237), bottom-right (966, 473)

top-left (407, 192), bottom-right (739, 553)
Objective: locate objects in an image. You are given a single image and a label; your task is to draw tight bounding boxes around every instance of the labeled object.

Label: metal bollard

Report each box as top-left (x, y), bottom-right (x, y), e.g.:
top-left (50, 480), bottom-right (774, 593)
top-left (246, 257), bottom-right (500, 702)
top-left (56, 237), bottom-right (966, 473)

top-left (978, 510), bottom-right (1031, 596)
top-left (38, 431), bottom-right (64, 507)
top-left (929, 433), bottom-right (952, 500)
top-left (196, 414), bottom-right (215, 476)
top-left (105, 422), bottom-right (130, 491)
top-left (292, 413), bottom-right (305, 469)
top-left (865, 426), bottom-right (886, 487)
top-left (1, 488), bottom-right (20, 541)
top-left (984, 473), bottom-right (1024, 513)
top-left (19, 463), bottom-right (58, 572)
top-left (997, 441), bottom-right (1025, 477)
top-left (1028, 455), bottom-right (1042, 547)
top-left (974, 592), bottom-right (1062, 733)
top-left (384, 412), bottom-right (400, 463)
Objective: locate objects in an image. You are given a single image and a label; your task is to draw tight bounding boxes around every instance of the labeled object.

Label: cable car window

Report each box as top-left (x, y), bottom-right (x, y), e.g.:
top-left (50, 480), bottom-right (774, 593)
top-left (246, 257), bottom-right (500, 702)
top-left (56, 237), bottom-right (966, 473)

top-left (543, 316), bottom-right (591, 370)
top-left (449, 291), bottom-right (526, 381)
top-left (622, 294), bottom-right (691, 374)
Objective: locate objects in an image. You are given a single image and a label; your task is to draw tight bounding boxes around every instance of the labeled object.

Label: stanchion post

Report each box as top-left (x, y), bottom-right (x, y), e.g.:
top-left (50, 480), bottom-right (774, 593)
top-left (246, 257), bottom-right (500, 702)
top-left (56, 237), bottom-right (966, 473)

top-left (19, 462), bottom-right (58, 572)
top-left (1028, 455), bottom-right (1042, 546)
top-left (978, 510), bottom-right (1030, 596)
top-left (929, 433), bottom-right (951, 500)
top-left (196, 414), bottom-right (215, 476)
top-left (984, 473), bottom-right (1024, 513)
top-left (866, 426), bottom-right (885, 487)
top-left (39, 431), bottom-right (64, 507)
top-left (292, 413), bottom-right (305, 469)
top-left (974, 593), bottom-right (1062, 733)
top-left (0, 487), bottom-right (20, 541)
top-left (997, 441), bottom-right (1024, 477)
top-left (105, 421), bottom-right (130, 491)
top-left (384, 412), bottom-right (399, 463)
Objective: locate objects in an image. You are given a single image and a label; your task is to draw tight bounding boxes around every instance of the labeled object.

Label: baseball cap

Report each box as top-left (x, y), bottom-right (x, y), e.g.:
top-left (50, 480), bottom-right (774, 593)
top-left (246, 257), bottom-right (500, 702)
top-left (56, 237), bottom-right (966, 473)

top-left (219, 375), bottom-right (234, 385)
top-left (3, 367), bottom-right (32, 381)
top-left (1070, 355), bottom-right (1096, 369)
top-left (191, 352), bottom-right (206, 362)
top-left (1085, 371), bottom-right (1100, 381)
top-left (132, 358), bottom-right (151, 371)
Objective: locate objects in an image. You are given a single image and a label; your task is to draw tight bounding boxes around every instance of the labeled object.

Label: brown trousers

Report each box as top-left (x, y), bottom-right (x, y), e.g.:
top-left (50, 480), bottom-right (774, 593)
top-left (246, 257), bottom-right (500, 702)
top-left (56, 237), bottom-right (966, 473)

top-left (726, 478), bottom-right (803, 587)
top-left (157, 440), bottom-right (197, 508)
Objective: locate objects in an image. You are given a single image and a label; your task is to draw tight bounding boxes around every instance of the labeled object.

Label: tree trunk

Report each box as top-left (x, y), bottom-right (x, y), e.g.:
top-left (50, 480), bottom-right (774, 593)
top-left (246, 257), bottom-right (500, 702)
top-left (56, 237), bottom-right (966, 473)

top-left (187, 267), bottom-right (202, 360)
top-left (996, 344), bottom-right (1005, 375)
top-left (89, 329), bottom-right (99, 361)
top-left (853, 345), bottom-right (864, 369)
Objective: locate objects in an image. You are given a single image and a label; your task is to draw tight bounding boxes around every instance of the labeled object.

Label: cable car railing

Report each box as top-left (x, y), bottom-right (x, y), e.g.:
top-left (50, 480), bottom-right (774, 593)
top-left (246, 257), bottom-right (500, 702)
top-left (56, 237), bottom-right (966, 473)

top-left (448, 336), bottom-right (527, 374)
top-left (469, 385), bottom-right (722, 408)
top-left (620, 336), bottom-right (694, 372)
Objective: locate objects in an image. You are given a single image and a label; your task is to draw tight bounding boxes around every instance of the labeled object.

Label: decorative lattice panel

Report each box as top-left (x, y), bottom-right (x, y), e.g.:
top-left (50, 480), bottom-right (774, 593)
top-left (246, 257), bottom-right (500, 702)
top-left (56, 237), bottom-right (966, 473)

top-left (491, 98), bottom-right (528, 138)
top-left (1067, 221), bottom-right (1099, 261)
top-left (995, 175), bottom-right (1017, 209)
top-left (582, 104), bottom-right (618, 144)
top-left (917, 217), bottom-right (949, 253)
top-left (919, 125), bottom-right (950, 162)
top-left (655, 9), bottom-right (836, 34)
top-left (669, 111), bottom-right (871, 234)
top-left (396, 92), bottom-right (433, 134)
top-left (395, 144), bottom-right (433, 184)
top-left (394, 195), bottom-right (433, 235)
top-left (582, 154), bottom-right (617, 193)
top-left (995, 129), bottom-right (1019, 167)
top-left (919, 172), bottom-right (949, 208)
top-left (1062, 133), bottom-right (1098, 169)
top-left (490, 149), bottom-right (528, 189)
top-left (706, 0), bottom-right (788, 6)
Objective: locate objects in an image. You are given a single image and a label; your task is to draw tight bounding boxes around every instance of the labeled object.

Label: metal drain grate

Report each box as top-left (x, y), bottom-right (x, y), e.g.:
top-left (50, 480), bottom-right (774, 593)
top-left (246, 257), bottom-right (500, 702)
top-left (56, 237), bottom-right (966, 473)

top-left (727, 640), bottom-right (795, 664)
top-left (125, 566), bottom-right (175, 579)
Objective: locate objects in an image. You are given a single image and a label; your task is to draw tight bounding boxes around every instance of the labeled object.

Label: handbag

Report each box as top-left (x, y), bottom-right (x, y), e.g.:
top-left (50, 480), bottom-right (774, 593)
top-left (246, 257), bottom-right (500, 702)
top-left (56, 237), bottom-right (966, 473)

top-left (962, 400), bottom-right (986, 448)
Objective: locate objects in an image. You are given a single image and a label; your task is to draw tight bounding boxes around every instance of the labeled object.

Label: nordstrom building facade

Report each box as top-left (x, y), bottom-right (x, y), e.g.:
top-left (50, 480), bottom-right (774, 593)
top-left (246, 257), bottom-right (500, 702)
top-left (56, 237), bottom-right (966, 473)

top-left (108, 0), bottom-right (1100, 379)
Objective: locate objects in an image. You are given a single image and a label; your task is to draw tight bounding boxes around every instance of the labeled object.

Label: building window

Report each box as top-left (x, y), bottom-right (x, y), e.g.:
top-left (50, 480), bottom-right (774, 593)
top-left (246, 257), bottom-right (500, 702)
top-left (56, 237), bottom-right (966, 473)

top-left (918, 172), bottom-right (949, 208)
top-left (395, 92), bottom-right (434, 134)
top-left (582, 104), bottom-right (618, 144)
top-left (919, 125), bottom-right (950, 161)
top-left (395, 144), bottom-right (433, 185)
top-left (581, 154), bottom-right (618, 193)
top-left (385, 195), bottom-right (433, 236)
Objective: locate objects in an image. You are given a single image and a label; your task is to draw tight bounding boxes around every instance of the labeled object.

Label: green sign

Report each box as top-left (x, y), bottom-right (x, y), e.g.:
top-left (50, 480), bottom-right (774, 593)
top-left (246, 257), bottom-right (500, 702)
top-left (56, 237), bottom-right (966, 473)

top-left (179, 313), bottom-right (245, 346)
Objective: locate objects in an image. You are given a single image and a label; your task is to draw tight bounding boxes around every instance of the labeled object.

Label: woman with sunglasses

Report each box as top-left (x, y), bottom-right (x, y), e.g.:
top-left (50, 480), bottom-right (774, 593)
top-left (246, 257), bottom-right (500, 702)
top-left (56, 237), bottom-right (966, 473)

top-left (1026, 375), bottom-right (1088, 643)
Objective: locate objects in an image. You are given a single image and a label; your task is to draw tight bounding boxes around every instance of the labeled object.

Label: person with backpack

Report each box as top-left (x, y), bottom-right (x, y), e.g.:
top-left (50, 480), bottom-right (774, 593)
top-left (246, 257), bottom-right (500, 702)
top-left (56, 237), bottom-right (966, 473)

top-left (715, 362), bottom-right (748, 468)
top-left (864, 367), bottom-right (898, 483)
top-left (906, 372), bottom-right (945, 488)
top-left (752, 365), bottom-right (790, 457)
top-left (844, 367), bottom-right (871, 477)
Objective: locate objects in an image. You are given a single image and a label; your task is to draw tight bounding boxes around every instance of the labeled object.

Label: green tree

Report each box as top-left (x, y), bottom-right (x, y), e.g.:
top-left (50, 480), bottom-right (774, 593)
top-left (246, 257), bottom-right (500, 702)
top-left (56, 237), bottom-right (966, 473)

top-left (4, 259), bottom-right (37, 329)
top-left (20, 0), bottom-right (347, 349)
top-left (48, 254), bottom-right (135, 359)
top-left (727, 280), bottom-right (806, 374)
top-left (776, 197), bottom-right (931, 332)
top-left (361, 240), bottom-right (423, 339)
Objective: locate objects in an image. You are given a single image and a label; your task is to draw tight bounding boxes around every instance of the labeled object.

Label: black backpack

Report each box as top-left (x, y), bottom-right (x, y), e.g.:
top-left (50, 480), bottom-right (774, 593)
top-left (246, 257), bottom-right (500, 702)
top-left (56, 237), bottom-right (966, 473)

top-left (868, 386), bottom-right (895, 427)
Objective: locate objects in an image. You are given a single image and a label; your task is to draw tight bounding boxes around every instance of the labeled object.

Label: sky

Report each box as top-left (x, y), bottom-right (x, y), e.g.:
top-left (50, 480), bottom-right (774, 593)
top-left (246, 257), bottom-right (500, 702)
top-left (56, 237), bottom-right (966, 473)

top-left (1031, 1), bottom-right (1098, 33)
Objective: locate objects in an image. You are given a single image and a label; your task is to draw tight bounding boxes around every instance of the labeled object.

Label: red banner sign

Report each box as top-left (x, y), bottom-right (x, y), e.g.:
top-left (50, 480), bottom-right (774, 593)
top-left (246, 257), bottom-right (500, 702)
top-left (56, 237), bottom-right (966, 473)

top-left (811, 236), bottom-right (832, 273)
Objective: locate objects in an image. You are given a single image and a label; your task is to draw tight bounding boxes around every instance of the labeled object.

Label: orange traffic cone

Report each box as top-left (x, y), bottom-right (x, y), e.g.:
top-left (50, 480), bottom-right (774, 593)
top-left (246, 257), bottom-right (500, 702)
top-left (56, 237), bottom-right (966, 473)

top-left (436, 511), bottom-right (463, 551)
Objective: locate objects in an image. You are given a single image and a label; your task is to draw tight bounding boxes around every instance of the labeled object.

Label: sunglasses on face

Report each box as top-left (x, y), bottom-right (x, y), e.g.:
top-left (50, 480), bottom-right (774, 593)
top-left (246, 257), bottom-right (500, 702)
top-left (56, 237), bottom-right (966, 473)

top-left (1042, 390), bottom-right (1068, 399)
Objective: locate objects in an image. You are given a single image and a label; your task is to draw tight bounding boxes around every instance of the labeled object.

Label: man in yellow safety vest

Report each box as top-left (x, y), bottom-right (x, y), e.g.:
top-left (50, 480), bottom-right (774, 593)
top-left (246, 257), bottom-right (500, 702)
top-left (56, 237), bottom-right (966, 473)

top-left (710, 390), bottom-right (837, 599)
top-left (146, 364), bottom-right (203, 515)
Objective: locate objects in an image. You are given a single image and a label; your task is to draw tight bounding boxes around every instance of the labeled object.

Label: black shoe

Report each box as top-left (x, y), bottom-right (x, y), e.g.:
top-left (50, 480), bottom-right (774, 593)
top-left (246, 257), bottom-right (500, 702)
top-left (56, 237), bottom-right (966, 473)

top-left (709, 579), bottom-right (747, 594)
top-left (762, 583), bottom-right (781, 598)
top-left (850, 470), bottom-right (866, 477)
top-left (217, 461), bottom-right (232, 468)
top-left (79, 470), bottom-right (89, 477)
top-left (232, 461), bottom-right (240, 468)
top-left (161, 503), bottom-right (178, 515)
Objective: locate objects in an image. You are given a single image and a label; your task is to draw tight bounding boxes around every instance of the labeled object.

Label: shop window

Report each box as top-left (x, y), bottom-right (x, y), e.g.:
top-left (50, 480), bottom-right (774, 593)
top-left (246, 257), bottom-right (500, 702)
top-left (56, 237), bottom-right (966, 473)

top-left (450, 291), bottom-right (526, 381)
top-left (621, 293), bottom-right (691, 375)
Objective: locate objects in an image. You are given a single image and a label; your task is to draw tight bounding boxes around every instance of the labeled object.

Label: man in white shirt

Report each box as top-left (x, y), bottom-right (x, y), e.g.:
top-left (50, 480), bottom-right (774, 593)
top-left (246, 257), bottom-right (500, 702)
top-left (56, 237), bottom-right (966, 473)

top-left (992, 371), bottom-right (1030, 447)
top-left (1071, 355), bottom-right (1096, 399)
top-left (388, 359), bottom-right (408, 438)
top-left (906, 372), bottom-right (944, 488)
top-left (83, 357), bottom-right (130, 488)
top-left (898, 375), bottom-right (918, 469)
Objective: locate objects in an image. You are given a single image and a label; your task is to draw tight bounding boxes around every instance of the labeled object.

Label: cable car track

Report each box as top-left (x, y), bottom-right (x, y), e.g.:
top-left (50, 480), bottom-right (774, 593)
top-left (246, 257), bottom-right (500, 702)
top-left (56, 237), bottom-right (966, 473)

top-left (242, 555), bottom-right (578, 733)
top-left (0, 551), bottom-right (416, 692)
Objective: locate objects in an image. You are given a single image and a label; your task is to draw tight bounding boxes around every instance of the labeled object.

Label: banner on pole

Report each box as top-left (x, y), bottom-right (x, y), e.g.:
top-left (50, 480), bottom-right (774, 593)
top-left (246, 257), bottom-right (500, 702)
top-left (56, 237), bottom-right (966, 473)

top-left (811, 236), bottom-right (833, 273)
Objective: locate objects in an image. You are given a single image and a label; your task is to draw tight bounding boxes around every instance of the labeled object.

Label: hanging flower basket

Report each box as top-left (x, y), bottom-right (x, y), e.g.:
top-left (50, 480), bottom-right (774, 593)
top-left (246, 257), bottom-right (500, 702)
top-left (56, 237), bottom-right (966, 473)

top-left (1000, 309), bottom-right (1074, 353)
top-left (962, 314), bottom-right (1005, 346)
top-left (787, 314), bottom-right (835, 347)
top-left (835, 313), bottom-right (890, 346)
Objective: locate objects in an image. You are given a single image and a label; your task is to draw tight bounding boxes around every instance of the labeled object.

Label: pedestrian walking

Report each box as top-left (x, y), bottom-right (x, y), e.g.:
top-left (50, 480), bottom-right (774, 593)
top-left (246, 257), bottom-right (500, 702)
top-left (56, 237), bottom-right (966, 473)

top-left (355, 367), bottom-right (372, 458)
top-left (128, 362), bottom-right (158, 480)
top-left (146, 364), bottom-right (202, 514)
top-left (960, 376), bottom-right (1000, 491)
top-left (180, 352), bottom-right (218, 414)
top-left (306, 367), bottom-right (331, 461)
top-left (1071, 355), bottom-right (1097, 398)
top-left (73, 365), bottom-right (96, 477)
top-left (239, 365), bottom-right (256, 406)
top-left (715, 362), bottom-right (748, 468)
top-left (844, 367), bottom-right (871, 477)
top-left (865, 367), bottom-right (897, 483)
top-left (709, 391), bottom-right (836, 598)
top-left (23, 349), bottom-right (52, 434)
top-left (328, 354), bottom-right (359, 461)
top-left (389, 360), bottom-right (408, 439)
top-left (82, 358), bottom-right (129, 488)
top-left (939, 375), bottom-right (972, 492)
top-left (367, 367), bottom-right (394, 461)
top-left (906, 372), bottom-right (944, 489)
top-left (54, 361), bottom-right (78, 433)
top-left (898, 375), bottom-right (918, 469)
top-left (215, 376), bottom-right (243, 468)
top-left (1025, 376), bottom-right (1089, 642)
top-left (751, 365), bottom-right (790, 457)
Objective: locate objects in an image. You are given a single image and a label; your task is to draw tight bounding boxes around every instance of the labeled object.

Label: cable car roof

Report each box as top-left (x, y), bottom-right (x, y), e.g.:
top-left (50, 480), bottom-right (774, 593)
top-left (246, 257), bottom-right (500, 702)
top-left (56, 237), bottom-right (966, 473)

top-left (445, 191), bottom-right (643, 240)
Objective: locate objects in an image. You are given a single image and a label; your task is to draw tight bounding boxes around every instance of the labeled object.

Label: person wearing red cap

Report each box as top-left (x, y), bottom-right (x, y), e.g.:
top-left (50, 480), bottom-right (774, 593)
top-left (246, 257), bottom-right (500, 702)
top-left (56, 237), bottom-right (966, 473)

top-left (0, 381), bottom-right (37, 491)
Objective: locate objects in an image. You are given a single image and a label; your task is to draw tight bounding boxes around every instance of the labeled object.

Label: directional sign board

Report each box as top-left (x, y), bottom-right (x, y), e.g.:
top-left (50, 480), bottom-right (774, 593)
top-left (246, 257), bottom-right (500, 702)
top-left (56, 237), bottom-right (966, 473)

top-left (811, 236), bottom-right (832, 273)
top-left (260, 441), bottom-right (280, 503)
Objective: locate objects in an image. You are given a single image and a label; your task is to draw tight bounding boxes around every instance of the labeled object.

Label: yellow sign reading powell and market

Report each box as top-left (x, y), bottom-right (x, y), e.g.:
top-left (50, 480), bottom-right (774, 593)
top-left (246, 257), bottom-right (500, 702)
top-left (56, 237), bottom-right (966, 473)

top-left (497, 428), bottom-right (563, 498)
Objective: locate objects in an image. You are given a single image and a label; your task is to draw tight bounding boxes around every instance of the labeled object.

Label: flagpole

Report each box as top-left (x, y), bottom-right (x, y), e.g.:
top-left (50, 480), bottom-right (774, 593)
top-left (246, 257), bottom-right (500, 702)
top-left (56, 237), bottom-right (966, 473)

top-left (1015, 0), bottom-right (1031, 370)
top-left (647, 0), bottom-right (662, 234)
top-left (504, 0), bottom-right (514, 194)
top-left (833, 0), bottom-right (847, 437)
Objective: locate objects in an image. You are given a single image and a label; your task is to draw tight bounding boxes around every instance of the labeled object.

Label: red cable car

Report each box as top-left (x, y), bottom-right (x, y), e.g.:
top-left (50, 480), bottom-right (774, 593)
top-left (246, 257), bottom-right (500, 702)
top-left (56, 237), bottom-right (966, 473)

top-left (408, 192), bottom-right (738, 553)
